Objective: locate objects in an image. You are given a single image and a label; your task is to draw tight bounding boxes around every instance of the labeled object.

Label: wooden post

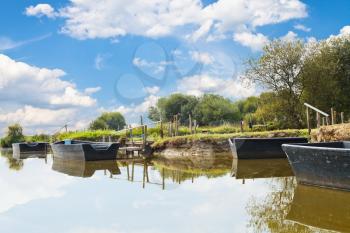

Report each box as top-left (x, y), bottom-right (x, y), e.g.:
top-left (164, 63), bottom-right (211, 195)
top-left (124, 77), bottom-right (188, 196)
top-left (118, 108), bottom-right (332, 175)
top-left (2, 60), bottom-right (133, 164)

top-left (160, 116), bottom-right (164, 138)
top-left (334, 110), bottom-right (337, 124)
top-left (326, 116), bottom-right (330, 125)
top-left (143, 125), bottom-right (148, 148)
top-left (193, 120), bottom-right (197, 134)
top-left (322, 117), bottom-right (325, 126)
top-left (306, 107), bottom-right (311, 135)
top-left (240, 120), bottom-right (244, 133)
top-left (162, 168), bottom-right (165, 190)
top-left (316, 112), bottom-right (321, 128)
top-left (331, 108), bottom-right (335, 125)
top-left (341, 112), bottom-right (344, 124)
top-left (189, 114), bottom-right (192, 134)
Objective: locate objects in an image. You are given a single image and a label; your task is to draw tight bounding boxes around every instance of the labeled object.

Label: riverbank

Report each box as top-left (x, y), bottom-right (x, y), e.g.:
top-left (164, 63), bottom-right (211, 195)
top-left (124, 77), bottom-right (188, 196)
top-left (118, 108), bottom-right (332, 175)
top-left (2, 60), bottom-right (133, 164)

top-left (152, 129), bottom-right (308, 158)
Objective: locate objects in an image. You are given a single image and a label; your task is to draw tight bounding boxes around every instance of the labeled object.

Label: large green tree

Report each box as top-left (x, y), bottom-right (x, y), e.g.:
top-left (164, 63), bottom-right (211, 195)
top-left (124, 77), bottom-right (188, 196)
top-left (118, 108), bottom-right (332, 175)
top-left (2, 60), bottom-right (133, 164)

top-left (89, 112), bottom-right (126, 130)
top-left (246, 40), bottom-right (306, 128)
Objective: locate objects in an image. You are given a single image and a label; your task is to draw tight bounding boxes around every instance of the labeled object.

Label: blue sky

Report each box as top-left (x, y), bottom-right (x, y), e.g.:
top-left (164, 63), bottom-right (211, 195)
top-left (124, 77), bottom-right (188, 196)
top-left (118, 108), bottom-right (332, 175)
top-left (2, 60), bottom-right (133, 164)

top-left (0, 0), bottom-right (350, 134)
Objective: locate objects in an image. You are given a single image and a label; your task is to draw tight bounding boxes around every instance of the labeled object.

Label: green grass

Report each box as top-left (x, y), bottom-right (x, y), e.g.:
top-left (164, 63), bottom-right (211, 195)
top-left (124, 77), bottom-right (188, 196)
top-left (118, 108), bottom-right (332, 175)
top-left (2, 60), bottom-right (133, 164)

top-left (151, 129), bottom-right (309, 149)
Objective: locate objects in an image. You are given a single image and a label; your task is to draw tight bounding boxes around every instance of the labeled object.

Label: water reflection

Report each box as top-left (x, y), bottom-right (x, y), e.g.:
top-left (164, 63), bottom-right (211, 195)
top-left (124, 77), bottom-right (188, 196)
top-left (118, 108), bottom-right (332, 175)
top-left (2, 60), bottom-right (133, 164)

top-left (0, 149), bottom-right (349, 233)
top-left (287, 184), bottom-right (350, 232)
top-left (52, 158), bottom-right (121, 178)
top-left (232, 159), bottom-right (294, 179)
top-left (0, 149), bottom-right (24, 171)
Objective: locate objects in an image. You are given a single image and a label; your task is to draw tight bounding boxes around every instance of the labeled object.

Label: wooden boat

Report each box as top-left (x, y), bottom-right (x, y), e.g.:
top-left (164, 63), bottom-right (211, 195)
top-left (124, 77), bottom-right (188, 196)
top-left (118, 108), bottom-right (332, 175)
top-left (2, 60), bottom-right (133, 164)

top-left (12, 142), bottom-right (49, 159)
top-left (286, 184), bottom-right (350, 232)
top-left (228, 137), bottom-right (308, 159)
top-left (282, 141), bottom-right (350, 190)
top-left (52, 158), bottom-right (121, 177)
top-left (51, 140), bottom-right (120, 161)
top-left (231, 158), bottom-right (293, 179)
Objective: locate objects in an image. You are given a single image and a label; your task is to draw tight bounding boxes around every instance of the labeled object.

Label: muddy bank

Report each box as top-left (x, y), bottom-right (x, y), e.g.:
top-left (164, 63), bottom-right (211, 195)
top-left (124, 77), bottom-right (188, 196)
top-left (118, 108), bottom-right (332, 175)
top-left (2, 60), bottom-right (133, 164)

top-left (311, 123), bottom-right (350, 142)
top-left (154, 140), bottom-right (230, 159)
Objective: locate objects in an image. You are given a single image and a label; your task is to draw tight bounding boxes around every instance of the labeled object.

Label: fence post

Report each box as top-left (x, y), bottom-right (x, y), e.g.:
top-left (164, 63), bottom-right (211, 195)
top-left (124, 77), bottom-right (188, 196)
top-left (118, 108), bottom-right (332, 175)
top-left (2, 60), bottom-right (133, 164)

top-left (322, 117), bottom-right (325, 126)
top-left (316, 112), bottom-right (321, 128)
top-left (306, 107), bottom-right (311, 135)
top-left (331, 107), bottom-right (335, 125)
top-left (143, 125), bottom-right (147, 147)
top-left (193, 120), bottom-right (197, 134)
top-left (341, 112), bottom-right (344, 124)
top-left (160, 118), bottom-right (164, 138)
top-left (189, 114), bottom-right (192, 134)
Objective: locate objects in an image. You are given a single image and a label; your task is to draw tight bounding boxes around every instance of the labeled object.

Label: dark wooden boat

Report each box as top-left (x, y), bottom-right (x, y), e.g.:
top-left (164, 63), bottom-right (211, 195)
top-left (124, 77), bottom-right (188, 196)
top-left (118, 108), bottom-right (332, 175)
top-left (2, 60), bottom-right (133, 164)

top-left (229, 137), bottom-right (308, 159)
top-left (12, 142), bottom-right (49, 159)
top-left (52, 158), bottom-right (121, 177)
top-left (231, 158), bottom-right (293, 179)
top-left (286, 184), bottom-right (350, 232)
top-left (51, 140), bottom-right (120, 161)
top-left (282, 141), bottom-right (350, 190)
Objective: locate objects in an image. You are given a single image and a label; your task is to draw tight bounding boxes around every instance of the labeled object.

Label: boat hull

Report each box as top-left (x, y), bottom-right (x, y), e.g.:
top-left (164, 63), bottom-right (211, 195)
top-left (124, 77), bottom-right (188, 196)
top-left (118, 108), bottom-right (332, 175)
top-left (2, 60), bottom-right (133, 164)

top-left (51, 142), bottom-right (120, 161)
top-left (229, 137), bottom-right (308, 159)
top-left (12, 142), bottom-right (48, 159)
top-left (283, 142), bottom-right (350, 190)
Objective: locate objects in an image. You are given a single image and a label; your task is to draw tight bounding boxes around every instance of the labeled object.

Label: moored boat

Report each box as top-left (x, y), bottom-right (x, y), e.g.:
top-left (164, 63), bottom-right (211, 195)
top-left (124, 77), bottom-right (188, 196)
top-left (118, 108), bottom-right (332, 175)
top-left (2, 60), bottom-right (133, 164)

top-left (12, 142), bottom-right (49, 159)
top-left (229, 137), bottom-right (308, 159)
top-left (51, 140), bottom-right (120, 161)
top-left (282, 141), bottom-right (350, 190)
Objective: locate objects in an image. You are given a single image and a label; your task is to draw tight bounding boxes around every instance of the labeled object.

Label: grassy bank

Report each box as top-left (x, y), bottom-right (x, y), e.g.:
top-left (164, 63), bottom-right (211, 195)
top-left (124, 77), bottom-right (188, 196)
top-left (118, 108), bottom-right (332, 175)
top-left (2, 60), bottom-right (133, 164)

top-left (151, 129), bottom-right (309, 149)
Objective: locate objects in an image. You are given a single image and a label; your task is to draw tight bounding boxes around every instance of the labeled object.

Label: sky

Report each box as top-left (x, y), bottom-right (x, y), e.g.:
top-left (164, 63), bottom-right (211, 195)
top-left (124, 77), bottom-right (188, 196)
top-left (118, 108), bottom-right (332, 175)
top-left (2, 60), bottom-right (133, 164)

top-left (0, 0), bottom-right (350, 135)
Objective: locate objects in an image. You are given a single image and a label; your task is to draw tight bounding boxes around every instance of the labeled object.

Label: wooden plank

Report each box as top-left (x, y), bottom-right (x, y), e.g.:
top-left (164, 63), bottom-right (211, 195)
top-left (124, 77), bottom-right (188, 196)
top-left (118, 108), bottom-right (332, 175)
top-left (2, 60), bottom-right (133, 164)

top-left (304, 103), bottom-right (329, 117)
top-left (306, 107), bottom-right (311, 135)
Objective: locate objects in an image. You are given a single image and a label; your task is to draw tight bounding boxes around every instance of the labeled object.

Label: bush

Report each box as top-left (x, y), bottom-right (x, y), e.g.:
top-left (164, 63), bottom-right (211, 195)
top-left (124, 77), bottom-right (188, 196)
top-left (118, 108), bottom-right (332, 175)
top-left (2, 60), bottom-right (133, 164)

top-left (0, 124), bottom-right (25, 148)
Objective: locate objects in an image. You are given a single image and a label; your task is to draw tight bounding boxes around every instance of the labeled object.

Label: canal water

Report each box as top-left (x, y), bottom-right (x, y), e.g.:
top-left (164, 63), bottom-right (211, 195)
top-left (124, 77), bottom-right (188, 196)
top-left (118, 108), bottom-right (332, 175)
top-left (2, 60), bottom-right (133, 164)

top-left (0, 150), bottom-right (349, 233)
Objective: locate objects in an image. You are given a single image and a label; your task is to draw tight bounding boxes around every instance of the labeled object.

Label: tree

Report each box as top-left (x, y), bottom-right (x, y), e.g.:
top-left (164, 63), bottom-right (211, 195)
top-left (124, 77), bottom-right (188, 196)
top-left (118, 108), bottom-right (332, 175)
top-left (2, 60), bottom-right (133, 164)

top-left (0, 123), bottom-right (25, 148)
top-left (89, 112), bottom-right (126, 130)
top-left (302, 35), bottom-right (350, 117)
top-left (245, 40), bottom-right (307, 128)
top-left (193, 94), bottom-right (240, 125)
top-left (154, 94), bottom-right (199, 124)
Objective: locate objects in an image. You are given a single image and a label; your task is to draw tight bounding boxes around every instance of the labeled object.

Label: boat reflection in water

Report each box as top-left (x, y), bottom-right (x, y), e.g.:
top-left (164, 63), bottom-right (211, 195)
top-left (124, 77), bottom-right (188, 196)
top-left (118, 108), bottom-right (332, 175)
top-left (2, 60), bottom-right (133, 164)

top-left (231, 158), bottom-right (294, 179)
top-left (287, 184), bottom-right (350, 232)
top-left (52, 158), bottom-right (121, 178)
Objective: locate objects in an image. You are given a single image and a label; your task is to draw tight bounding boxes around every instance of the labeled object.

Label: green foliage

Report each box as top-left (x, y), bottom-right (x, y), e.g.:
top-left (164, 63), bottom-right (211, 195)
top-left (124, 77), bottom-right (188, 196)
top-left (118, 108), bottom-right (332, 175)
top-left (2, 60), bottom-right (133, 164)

top-left (89, 112), bottom-right (126, 130)
top-left (193, 94), bottom-right (241, 125)
top-left (26, 134), bottom-right (51, 143)
top-left (245, 40), bottom-right (306, 128)
top-left (0, 124), bottom-right (25, 148)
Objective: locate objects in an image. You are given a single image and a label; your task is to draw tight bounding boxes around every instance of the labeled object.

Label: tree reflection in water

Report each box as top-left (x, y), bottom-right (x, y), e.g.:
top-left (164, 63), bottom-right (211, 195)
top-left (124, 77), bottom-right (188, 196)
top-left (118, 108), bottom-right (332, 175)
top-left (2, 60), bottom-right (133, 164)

top-left (0, 150), bottom-right (24, 171)
top-left (246, 177), bottom-right (330, 233)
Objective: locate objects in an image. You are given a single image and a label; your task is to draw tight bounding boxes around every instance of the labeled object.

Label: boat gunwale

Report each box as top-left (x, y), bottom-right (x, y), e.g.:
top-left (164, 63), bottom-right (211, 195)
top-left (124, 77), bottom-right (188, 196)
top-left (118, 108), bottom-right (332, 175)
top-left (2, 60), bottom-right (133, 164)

top-left (282, 142), bottom-right (350, 152)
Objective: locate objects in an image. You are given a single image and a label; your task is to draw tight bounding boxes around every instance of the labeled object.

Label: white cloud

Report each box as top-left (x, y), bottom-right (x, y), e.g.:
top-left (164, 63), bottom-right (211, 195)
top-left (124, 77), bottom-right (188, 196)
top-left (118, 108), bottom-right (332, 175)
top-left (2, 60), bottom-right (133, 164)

top-left (233, 32), bottom-right (269, 51)
top-left (0, 54), bottom-right (98, 134)
top-left (25, 3), bottom-right (56, 18)
top-left (143, 86), bottom-right (160, 95)
top-left (26, 0), bottom-right (307, 41)
top-left (280, 31), bottom-right (299, 42)
top-left (340, 25), bottom-right (350, 36)
top-left (84, 86), bottom-right (101, 95)
top-left (115, 95), bottom-right (159, 117)
top-left (177, 74), bottom-right (256, 98)
top-left (294, 24), bottom-right (311, 32)
top-left (190, 51), bottom-right (214, 65)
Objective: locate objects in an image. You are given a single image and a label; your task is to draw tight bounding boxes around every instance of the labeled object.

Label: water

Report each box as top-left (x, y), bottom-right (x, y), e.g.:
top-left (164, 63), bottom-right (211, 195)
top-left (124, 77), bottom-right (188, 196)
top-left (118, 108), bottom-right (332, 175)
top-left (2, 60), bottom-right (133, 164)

top-left (0, 150), bottom-right (349, 233)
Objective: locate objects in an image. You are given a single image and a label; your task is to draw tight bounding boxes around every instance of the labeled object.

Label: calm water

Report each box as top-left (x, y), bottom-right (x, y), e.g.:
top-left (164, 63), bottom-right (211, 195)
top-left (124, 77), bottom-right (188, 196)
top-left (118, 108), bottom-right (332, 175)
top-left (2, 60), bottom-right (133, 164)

top-left (0, 150), bottom-right (349, 233)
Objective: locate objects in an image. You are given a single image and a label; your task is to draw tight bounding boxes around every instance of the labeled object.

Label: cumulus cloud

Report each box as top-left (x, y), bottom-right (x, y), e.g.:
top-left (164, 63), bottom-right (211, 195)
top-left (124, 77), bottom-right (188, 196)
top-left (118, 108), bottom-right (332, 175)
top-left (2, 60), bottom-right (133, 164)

top-left (115, 95), bottom-right (159, 117)
top-left (190, 51), bottom-right (214, 65)
top-left (0, 54), bottom-right (98, 134)
top-left (177, 74), bottom-right (256, 98)
top-left (294, 24), bottom-right (311, 32)
top-left (25, 3), bottom-right (56, 18)
top-left (280, 31), bottom-right (299, 42)
top-left (26, 0), bottom-right (307, 42)
top-left (84, 86), bottom-right (101, 95)
top-left (233, 32), bottom-right (269, 51)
